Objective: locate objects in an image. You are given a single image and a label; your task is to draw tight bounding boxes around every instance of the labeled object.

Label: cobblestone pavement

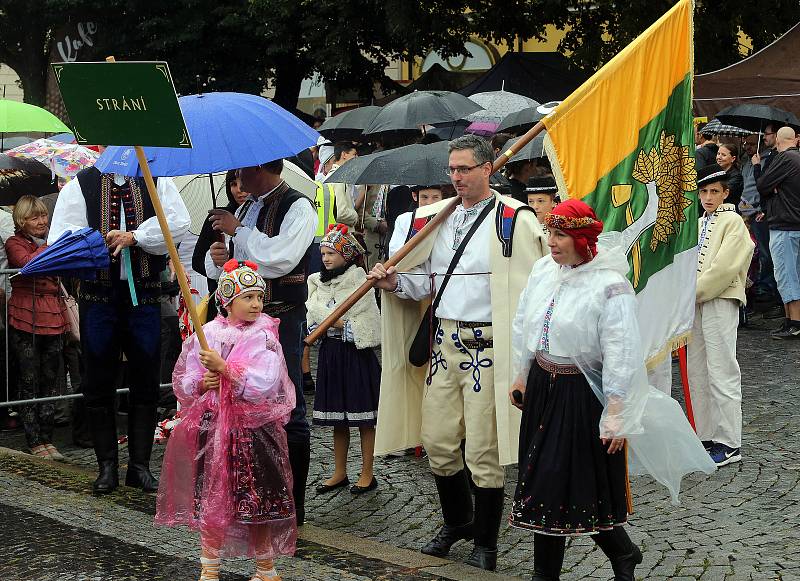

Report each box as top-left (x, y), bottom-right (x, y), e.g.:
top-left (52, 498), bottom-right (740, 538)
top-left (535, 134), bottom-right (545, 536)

top-left (1, 311), bottom-right (799, 580)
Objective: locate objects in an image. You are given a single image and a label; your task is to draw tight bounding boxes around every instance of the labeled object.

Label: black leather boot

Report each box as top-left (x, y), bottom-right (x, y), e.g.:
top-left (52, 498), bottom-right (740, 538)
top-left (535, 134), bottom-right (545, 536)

top-left (87, 405), bottom-right (119, 495)
top-left (465, 486), bottom-right (504, 570)
top-left (288, 439), bottom-right (310, 526)
top-left (124, 404), bottom-right (159, 492)
top-left (421, 471), bottom-right (474, 557)
top-left (532, 532), bottom-right (566, 580)
top-left (592, 527), bottom-right (642, 581)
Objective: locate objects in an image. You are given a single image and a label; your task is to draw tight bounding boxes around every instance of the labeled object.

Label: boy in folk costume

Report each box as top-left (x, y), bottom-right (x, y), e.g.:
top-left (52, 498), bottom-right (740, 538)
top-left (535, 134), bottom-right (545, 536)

top-left (525, 176), bottom-right (559, 232)
top-left (688, 164), bottom-right (754, 467)
top-left (369, 135), bottom-right (547, 571)
top-left (307, 224), bottom-right (382, 495)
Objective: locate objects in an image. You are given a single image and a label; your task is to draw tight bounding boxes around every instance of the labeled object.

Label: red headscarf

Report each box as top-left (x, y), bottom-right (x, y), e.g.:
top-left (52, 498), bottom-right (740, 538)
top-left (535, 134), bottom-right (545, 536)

top-left (544, 199), bottom-right (604, 260)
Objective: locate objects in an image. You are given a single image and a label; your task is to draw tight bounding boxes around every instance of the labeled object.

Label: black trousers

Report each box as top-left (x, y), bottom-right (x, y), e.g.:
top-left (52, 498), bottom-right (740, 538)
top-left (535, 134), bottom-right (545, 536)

top-left (79, 289), bottom-right (161, 409)
top-left (272, 304), bottom-right (310, 445)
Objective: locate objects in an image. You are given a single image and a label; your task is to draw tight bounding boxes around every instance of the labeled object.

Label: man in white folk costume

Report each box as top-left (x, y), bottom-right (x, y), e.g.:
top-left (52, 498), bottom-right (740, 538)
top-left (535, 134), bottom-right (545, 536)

top-left (369, 134), bottom-right (547, 570)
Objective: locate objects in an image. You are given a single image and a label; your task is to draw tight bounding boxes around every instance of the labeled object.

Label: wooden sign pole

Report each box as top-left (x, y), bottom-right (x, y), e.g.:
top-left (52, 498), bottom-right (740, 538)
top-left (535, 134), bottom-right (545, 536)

top-left (304, 120), bottom-right (547, 345)
top-left (134, 145), bottom-right (208, 350)
top-left (106, 56), bottom-right (208, 350)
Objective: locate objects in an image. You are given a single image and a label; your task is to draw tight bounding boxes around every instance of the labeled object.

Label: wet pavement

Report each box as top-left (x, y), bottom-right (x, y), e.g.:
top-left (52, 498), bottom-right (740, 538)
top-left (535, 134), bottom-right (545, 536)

top-left (1, 311), bottom-right (799, 580)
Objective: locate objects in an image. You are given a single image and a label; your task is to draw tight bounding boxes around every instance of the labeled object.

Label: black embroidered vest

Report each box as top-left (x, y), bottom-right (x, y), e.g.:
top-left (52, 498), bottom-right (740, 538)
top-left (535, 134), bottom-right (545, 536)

top-left (238, 183), bottom-right (313, 304)
top-left (76, 167), bottom-right (167, 284)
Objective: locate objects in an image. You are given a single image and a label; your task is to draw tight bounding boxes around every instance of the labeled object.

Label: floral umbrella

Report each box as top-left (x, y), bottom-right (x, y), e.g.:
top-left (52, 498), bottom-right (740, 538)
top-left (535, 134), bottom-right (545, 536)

top-left (6, 138), bottom-right (99, 179)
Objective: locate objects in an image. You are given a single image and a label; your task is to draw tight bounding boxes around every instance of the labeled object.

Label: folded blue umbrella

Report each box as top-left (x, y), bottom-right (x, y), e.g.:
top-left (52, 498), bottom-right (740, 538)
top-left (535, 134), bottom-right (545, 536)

top-left (94, 92), bottom-right (320, 177)
top-left (19, 227), bottom-right (110, 279)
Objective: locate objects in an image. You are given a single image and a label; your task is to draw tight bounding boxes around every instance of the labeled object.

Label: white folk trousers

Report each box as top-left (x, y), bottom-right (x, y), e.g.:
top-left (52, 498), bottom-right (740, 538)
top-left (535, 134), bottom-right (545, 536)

top-left (421, 318), bottom-right (504, 488)
top-left (687, 298), bottom-right (743, 449)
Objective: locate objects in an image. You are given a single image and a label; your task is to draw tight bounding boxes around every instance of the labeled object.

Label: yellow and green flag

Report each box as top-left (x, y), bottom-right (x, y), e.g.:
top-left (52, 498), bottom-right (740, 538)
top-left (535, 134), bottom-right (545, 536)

top-left (544, 0), bottom-right (697, 368)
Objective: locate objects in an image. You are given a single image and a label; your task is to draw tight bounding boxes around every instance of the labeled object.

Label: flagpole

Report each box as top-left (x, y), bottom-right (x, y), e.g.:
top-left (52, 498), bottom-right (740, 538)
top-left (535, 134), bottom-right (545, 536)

top-left (134, 145), bottom-right (209, 350)
top-left (105, 56), bottom-right (208, 350)
top-left (678, 345), bottom-right (696, 430)
top-left (304, 120), bottom-right (547, 346)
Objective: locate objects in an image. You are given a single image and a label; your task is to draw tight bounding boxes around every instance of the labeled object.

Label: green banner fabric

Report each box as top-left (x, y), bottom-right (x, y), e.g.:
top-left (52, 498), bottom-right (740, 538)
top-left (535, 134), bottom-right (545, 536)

top-left (51, 61), bottom-right (191, 148)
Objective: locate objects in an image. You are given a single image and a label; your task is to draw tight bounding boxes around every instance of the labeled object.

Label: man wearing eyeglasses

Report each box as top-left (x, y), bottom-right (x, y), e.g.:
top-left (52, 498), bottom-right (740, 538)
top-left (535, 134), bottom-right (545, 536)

top-left (368, 134), bottom-right (547, 571)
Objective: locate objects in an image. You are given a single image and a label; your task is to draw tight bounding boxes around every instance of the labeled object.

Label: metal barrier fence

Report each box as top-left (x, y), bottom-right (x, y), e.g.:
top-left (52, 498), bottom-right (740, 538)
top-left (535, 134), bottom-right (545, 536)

top-left (0, 267), bottom-right (172, 409)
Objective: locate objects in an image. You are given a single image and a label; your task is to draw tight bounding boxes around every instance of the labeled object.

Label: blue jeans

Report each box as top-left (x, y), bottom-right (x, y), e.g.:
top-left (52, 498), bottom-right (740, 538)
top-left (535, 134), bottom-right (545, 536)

top-left (769, 229), bottom-right (800, 304)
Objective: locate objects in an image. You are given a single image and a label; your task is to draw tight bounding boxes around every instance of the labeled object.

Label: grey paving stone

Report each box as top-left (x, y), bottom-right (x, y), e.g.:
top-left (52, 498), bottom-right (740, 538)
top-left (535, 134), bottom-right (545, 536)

top-left (1, 312), bottom-right (798, 579)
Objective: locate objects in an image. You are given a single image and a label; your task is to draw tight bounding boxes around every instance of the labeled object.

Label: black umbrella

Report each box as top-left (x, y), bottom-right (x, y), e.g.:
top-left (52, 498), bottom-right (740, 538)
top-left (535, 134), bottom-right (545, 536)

top-left (318, 106), bottom-right (382, 141)
top-left (427, 119), bottom-right (470, 140)
top-left (0, 175), bottom-right (58, 205)
top-left (363, 91), bottom-right (481, 136)
top-left (497, 107), bottom-right (546, 135)
top-left (0, 153), bottom-right (51, 175)
top-left (0, 135), bottom-right (35, 152)
top-left (325, 141), bottom-right (450, 186)
top-left (0, 154), bottom-right (58, 204)
top-left (716, 104), bottom-right (800, 133)
top-left (506, 132), bottom-right (548, 162)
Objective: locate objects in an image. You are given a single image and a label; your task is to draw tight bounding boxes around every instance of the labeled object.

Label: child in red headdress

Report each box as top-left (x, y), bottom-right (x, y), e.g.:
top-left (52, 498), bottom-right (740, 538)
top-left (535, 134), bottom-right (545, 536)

top-left (156, 260), bottom-right (297, 581)
top-left (306, 224), bottom-right (382, 495)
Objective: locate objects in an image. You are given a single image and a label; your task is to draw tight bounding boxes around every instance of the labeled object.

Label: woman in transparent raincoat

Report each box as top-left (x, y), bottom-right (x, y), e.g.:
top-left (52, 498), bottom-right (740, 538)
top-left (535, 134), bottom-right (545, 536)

top-left (509, 200), bottom-right (715, 581)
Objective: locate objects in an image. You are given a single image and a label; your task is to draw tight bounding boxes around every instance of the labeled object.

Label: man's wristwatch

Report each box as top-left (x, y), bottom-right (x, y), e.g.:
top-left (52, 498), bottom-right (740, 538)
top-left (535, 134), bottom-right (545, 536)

top-left (130, 231), bottom-right (138, 246)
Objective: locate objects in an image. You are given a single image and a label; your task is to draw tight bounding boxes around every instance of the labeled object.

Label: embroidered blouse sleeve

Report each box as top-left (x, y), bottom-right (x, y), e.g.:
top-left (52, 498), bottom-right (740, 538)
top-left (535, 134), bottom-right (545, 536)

top-left (598, 283), bottom-right (641, 400)
top-left (47, 179), bottom-right (89, 244)
top-left (236, 198), bottom-right (317, 278)
top-left (511, 268), bottom-right (537, 383)
top-left (131, 177), bottom-right (191, 254)
top-left (394, 261), bottom-right (434, 302)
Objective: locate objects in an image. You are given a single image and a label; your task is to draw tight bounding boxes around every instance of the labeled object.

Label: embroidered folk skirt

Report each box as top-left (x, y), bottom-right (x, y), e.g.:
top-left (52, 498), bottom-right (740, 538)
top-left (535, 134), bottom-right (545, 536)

top-left (194, 410), bottom-right (295, 526)
top-left (509, 357), bottom-right (628, 535)
top-left (313, 337), bottom-right (381, 427)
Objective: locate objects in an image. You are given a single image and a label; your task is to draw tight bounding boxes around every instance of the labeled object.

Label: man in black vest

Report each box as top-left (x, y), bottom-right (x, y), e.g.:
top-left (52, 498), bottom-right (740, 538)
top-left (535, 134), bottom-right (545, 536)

top-left (206, 159), bottom-right (317, 525)
top-left (49, 167), bottom-right (190, 494)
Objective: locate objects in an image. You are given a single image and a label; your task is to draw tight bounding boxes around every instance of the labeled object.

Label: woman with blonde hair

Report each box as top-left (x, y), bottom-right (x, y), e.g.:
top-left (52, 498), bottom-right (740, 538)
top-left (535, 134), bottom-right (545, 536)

top-left (5, 195), bottom-right (68, 459)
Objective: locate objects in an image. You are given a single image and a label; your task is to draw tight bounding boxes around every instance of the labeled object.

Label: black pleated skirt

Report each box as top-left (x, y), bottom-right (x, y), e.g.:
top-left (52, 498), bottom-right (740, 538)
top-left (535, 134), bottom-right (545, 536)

top-left (509, 359), bottom-right (628, 535)
top-left (313, 337), bottom-right (381, 427)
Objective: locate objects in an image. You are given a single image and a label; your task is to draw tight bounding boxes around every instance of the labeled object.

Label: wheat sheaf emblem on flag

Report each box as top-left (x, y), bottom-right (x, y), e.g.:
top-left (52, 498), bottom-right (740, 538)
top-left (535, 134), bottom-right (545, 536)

top-left (631, 131), bottom-right (697, 251)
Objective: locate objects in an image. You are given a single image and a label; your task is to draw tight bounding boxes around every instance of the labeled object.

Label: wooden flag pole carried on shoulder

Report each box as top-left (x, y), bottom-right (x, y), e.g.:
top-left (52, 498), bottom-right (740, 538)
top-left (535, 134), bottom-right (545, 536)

top-left (106, 56), bottom-right (209, 350)
top-left (304, 120), bottom-right (547, 345)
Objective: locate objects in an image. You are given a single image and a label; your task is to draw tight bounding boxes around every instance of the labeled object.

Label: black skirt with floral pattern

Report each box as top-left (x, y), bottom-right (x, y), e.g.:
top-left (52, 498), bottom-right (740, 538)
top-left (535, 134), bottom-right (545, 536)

top-left (509, 359), bottom-right (628, 535)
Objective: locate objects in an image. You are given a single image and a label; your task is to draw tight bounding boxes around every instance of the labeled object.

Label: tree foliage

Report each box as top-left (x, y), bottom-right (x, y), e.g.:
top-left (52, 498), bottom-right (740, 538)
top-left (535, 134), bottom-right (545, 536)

top-left (0, 1), bottom-right (71, 104)
top-left (517, 0), bottom-right (800, 74)
top-left (2, 1), bottom-right (799, 109)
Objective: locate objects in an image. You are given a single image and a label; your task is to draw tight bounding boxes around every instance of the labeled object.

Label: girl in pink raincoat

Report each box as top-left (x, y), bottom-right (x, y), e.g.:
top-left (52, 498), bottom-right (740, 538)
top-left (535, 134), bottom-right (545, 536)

top-left (156, 259), bottom-right (296, 581)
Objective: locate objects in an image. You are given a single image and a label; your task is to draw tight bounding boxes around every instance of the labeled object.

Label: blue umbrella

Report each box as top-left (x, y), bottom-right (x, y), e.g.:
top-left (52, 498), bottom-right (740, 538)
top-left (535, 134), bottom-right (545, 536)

top-left (94, 92), bottom-right (320, 177)
top-left (19, 227), bottom-right (110, 279)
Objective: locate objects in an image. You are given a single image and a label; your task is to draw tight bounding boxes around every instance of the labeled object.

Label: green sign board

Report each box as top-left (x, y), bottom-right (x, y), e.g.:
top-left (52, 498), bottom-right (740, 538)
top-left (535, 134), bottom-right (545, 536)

top-left (51, 61), bottom-right (191, 148)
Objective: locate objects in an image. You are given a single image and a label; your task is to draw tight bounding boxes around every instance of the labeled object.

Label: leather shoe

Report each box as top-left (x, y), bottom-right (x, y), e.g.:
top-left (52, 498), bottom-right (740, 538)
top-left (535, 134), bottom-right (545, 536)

top-left (350, 477), bottom-right (378, 494)
top-left (125, 465), bottom-right (159, 492)
top-left (93, 460), bottom-right (119, 494)
top-left (465, 545), bottom-right (497, 571)
top-left (316, 477), bottom-right (349, 494)
top-left (421, 523), bottom-right (473, 557)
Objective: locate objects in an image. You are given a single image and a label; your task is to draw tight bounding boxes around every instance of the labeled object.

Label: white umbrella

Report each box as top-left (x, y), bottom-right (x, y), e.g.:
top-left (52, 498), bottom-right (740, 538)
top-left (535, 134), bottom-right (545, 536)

top-left (174, 160), bottom-right (318, 235)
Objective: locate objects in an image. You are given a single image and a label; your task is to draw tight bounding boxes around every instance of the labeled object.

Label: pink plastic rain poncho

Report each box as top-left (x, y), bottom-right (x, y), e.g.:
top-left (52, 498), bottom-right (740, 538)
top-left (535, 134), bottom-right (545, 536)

top-left (156, 313), bottom-right (297, 558)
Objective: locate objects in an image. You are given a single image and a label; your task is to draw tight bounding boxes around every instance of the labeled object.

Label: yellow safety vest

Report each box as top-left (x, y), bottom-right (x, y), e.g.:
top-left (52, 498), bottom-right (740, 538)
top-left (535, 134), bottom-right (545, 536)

top-left (314, 182), bottom-right (337, 241)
